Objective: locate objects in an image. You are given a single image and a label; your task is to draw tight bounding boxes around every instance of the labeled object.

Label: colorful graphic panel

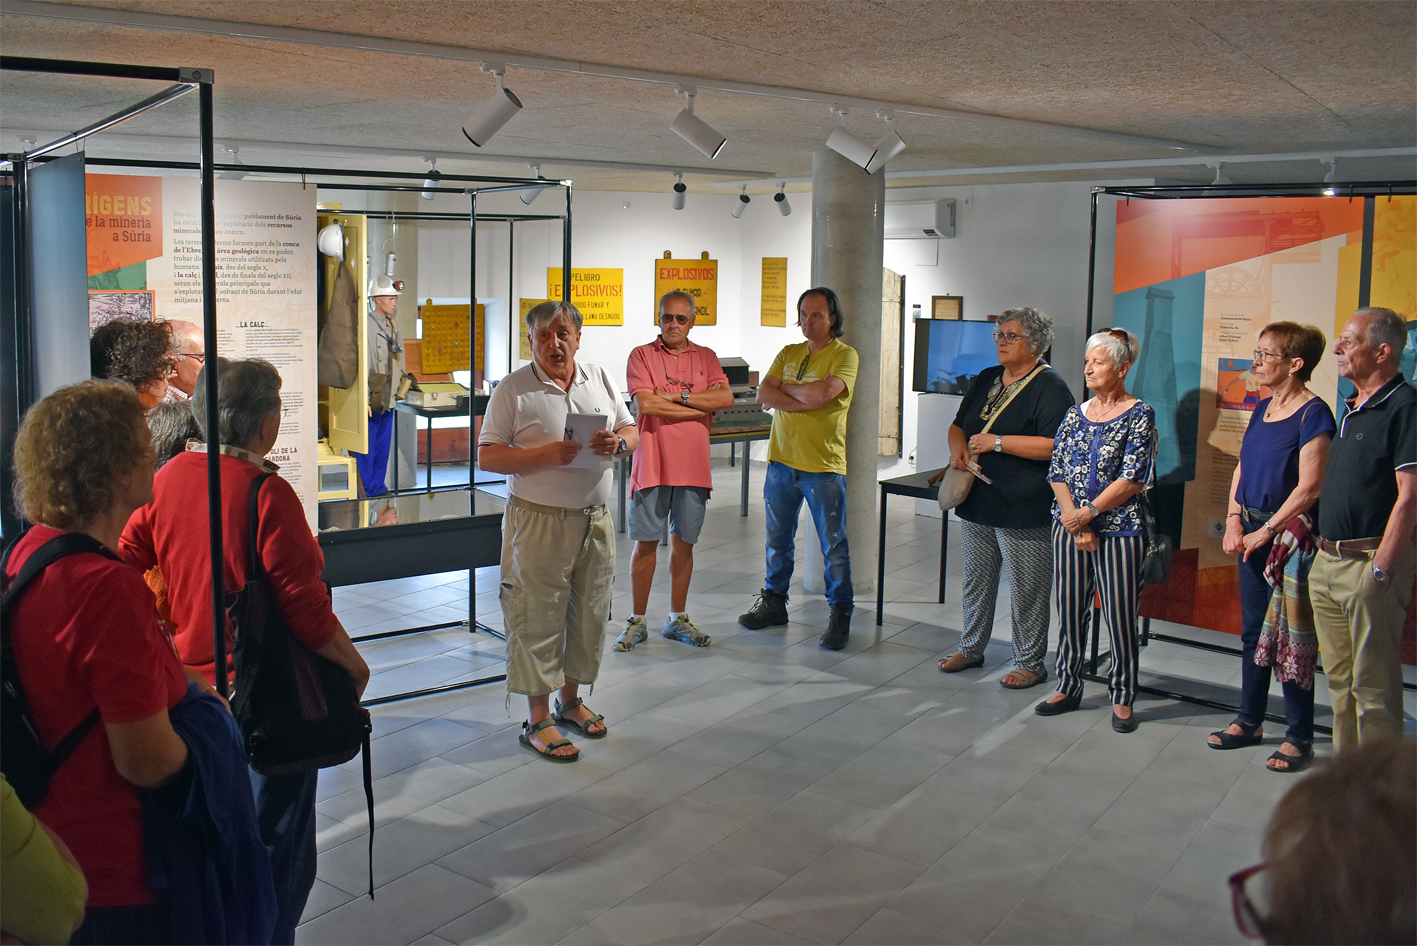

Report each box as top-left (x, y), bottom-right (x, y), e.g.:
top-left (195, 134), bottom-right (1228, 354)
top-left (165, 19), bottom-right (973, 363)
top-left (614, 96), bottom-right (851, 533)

top-left (1112, 196), bottom-right (1414, 655)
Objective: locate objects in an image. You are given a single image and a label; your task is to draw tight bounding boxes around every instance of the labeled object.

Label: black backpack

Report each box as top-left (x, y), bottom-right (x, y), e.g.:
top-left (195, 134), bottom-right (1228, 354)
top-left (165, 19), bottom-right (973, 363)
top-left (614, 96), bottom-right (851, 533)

top-left (0, 532), bottom-right (114, 808)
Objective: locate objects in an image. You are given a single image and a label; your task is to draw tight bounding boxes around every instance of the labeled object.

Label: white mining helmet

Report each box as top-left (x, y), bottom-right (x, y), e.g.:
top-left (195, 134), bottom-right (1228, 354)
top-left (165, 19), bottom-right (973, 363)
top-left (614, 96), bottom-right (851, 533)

top-left (316, 222), bottom-right (344, 260)
top-left (369, 275), bottom-right (402, 297)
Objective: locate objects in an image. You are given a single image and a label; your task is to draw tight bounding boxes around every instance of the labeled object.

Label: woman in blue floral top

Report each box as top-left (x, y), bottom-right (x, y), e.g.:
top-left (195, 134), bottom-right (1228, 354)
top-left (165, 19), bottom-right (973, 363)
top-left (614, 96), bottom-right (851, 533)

top-left (1035, 328), bottom-right (1157, 733)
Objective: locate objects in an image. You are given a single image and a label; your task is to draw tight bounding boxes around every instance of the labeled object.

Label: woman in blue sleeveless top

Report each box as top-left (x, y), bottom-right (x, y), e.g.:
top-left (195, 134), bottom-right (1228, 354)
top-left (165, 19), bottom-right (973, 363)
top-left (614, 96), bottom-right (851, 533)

top-left (1212, 322), bottom-right (1334, 771)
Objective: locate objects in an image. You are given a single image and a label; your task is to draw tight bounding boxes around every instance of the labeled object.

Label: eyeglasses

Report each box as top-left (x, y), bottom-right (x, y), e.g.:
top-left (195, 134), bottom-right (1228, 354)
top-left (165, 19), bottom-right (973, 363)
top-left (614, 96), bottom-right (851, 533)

top-left (1228, 864), bottom-right (1271, 941)
top-left (992, 331), bottom-right (1025, 344)
top-left (177, 351), bottom-right (206, 363)
top-left (1252, 349), bottom-right (1285, 363)
top-left (659, 313), bottom-right (691, 325)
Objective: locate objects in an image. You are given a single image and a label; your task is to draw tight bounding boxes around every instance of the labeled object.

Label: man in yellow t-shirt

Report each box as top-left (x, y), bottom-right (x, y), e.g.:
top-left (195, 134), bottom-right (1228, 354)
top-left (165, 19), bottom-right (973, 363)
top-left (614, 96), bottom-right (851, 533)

top-left (739, 287), bottom-right (859, 649)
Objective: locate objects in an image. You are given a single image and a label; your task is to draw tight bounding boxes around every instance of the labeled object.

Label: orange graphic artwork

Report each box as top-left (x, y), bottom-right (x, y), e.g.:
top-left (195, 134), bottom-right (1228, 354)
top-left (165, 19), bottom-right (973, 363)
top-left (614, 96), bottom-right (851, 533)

top-left (1114, 197), bottom-right (1365, 296)
top-left (85, 174), bottom-right (164, 276)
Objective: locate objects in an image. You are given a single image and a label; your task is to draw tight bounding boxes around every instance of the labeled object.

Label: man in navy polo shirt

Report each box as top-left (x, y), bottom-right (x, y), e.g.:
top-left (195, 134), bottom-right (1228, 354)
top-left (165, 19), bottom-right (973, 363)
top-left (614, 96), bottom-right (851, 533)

top-left (1310, 307), bottom-right (1416, 751)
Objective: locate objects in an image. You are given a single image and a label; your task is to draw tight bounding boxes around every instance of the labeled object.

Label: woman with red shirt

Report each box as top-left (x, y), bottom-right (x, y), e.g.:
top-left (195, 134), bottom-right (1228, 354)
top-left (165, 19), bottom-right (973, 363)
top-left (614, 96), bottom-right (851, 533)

top-left (6, 380), bottom-right (191, 943)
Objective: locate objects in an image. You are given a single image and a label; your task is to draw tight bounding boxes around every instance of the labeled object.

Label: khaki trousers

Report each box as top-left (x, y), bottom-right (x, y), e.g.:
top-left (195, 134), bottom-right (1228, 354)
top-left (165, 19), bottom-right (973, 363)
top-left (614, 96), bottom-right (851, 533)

top-left (1309, 537), bottom-right (1415, 751)
top-left (499, 496), bottom-right (615, 696)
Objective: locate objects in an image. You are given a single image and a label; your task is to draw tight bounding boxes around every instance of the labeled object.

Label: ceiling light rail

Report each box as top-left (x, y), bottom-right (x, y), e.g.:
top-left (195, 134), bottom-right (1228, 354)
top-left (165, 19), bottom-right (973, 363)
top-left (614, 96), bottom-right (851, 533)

top-left (2, 1), bottom-right (1221, 154)
top-left (0, 129), bottom-right (775, 180)
top-left (712, 146), bottom-right (1417, 188)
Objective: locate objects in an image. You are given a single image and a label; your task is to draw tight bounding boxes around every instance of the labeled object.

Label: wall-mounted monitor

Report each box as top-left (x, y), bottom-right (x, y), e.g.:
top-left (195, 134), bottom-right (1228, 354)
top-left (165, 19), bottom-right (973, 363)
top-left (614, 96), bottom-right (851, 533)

top-left (912, 319), bottom-right (998, 394)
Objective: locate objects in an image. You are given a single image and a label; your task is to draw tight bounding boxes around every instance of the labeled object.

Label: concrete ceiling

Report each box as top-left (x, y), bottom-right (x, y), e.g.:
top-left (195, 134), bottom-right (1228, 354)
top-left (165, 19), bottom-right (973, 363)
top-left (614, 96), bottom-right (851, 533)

top-left (2, 0), bottom-right (1414, 192)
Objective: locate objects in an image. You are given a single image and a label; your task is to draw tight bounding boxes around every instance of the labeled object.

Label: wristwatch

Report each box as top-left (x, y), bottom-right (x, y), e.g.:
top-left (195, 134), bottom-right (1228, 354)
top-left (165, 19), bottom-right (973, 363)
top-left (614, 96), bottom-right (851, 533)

top-left (680, 390), bottom-right (690, 405)
top-left (993, 435), bottom-right (1003, 452)
top-left (1373, 564), bottom-right (1391, 584)
top-left (1085, 501), bottom-right (1101, 519)
top-left (616, 436), bottom-right (628, 455)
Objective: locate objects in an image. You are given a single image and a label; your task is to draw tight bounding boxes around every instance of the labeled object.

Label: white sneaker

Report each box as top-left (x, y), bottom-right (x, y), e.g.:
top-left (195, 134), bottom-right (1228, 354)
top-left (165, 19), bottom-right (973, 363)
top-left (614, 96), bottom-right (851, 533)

top-left (662, 614), bottom-right (711, 646)
top-left (614, 617), bottom-right (648, 652)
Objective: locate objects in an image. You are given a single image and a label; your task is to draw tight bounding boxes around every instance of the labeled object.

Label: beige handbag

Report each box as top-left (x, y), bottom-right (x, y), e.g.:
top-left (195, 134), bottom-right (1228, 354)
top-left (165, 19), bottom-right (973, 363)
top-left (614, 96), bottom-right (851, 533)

top-left (937, 364), bottom-right (1047, 512)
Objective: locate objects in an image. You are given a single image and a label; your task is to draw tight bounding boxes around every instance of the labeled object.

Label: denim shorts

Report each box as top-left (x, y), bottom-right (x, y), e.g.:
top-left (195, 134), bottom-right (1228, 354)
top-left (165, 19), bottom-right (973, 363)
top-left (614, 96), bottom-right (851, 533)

top-left (628, 485), bottom-right (709, 544)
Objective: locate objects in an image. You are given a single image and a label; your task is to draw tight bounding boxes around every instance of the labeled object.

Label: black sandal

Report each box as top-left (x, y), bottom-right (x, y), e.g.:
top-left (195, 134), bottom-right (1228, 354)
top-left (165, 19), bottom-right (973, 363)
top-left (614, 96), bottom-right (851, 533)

top-left (554, 697), bottom-right (608, 739)
top-left (1208, 719), bottom-right (1263, 750)
top-left (1266, 742), bottom-right (1314, 773)
top-left (519, 718), bottom-right (579, 763)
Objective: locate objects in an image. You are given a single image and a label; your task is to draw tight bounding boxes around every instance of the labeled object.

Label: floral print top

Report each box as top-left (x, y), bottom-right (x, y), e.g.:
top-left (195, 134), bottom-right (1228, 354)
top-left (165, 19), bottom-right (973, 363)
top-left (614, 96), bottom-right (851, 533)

top-left (1047, 400), bottom-right (1157, 536)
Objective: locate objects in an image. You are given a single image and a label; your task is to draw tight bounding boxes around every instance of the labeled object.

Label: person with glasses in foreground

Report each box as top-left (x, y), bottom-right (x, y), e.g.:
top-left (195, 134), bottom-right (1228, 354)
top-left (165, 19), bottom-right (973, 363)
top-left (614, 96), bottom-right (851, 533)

top-left (1037, 328), bottom-right (1156, 732)
top-left (740, 287), bottom-right (859, 650)
top-left (1229, 736), bottom-right (1414, 944)
top-left (934, 307), bottom-right (1074, 690)
top-left (1212, 322), bottom-right (1334, 772)
top-left (617, 291), bottom-right (734, 652)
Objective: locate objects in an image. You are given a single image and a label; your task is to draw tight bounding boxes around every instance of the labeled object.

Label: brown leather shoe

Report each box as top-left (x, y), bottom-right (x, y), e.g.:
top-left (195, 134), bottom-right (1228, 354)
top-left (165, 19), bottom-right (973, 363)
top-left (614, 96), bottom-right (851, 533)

top-left (939, 652), bottom-right (985, 673)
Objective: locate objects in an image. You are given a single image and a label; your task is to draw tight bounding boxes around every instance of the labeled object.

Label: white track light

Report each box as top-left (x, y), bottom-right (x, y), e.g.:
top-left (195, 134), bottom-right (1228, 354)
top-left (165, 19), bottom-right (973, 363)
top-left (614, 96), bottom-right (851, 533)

top-left (865, 115), bottom-right (906, 174)
top-left (462, 68), bottom-right (522, 147)
top-left (521, 164), bottom-right (549, 205)
top-left (774, 184), bottom-right (791, 216)
top-left (671, 89), bottom-right (726, 159)
top-left (421, 159), bottom-right (441, 200)
top-left (825, 107), bottom-right (875, 169)
top-left (1323, 158), bottom-right (1339, 183)
top-left (731, 186), bottom-right (750, 218)
top-left (671, 173), bottom-right (686, 211)
top-left (1211, 162), bottom-right (1232, 185)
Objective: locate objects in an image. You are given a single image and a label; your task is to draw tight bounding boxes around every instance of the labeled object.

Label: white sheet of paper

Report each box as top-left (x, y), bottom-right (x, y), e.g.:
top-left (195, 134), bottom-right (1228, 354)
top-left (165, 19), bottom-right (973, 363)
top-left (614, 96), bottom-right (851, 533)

top-left (563, 412), bottom-right (612, 471)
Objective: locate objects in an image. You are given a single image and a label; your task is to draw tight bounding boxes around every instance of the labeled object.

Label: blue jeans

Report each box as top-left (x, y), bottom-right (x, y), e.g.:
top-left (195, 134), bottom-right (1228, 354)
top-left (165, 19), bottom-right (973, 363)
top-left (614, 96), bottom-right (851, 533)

top-left (355, 409), bottom-right (395, 496)
top-left (1236, 521), bottom-right (1314, 746)
top-left (249, 767), bottom-right (318, 945)
top-left (764, 461), bottom-right (853, 610)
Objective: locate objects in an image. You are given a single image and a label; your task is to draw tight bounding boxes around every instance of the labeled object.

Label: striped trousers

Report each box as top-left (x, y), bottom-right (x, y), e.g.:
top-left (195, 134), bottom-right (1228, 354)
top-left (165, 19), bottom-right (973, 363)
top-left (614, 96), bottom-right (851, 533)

top-left (957, 520), bottom-right (1053, 673)
top-left (1051, 520), bottom-right (1145, 706)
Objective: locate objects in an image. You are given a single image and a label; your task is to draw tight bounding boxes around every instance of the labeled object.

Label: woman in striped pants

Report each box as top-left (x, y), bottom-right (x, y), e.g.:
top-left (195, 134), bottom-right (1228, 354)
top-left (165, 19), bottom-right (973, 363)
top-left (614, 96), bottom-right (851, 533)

top-left (1035, 329), bottom-right (1157, 733)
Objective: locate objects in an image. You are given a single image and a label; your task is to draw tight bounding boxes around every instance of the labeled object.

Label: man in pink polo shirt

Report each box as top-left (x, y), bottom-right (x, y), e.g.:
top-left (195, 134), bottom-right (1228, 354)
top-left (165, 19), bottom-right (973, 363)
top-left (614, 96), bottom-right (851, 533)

top-left (617, 291), bottom-right (734, 651)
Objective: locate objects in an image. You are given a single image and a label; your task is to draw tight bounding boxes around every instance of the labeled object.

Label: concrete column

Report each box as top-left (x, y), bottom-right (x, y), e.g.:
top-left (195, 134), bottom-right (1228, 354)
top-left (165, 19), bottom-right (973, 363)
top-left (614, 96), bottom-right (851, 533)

top-left (802, 146), bottom-right (885, 598)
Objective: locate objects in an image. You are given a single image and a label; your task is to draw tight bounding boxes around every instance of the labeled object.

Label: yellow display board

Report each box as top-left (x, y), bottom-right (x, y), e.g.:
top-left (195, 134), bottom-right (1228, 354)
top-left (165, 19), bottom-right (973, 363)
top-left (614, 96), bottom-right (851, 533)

top-left (546, 268), bottom-right (623, 325)
top-left (760, 257), bottom-right (788, 326)
top-left (418, 301), bottom-right (484, 373)
top-left (654, 252), bottom-right (718, 325)
top-left (517, 298), bottom-right (546, 361)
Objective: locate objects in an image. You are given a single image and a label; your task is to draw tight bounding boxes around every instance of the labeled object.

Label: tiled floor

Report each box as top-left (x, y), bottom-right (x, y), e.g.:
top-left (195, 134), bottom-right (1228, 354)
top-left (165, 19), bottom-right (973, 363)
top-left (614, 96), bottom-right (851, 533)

top-left (301, 458), bottom-right (1416, 946)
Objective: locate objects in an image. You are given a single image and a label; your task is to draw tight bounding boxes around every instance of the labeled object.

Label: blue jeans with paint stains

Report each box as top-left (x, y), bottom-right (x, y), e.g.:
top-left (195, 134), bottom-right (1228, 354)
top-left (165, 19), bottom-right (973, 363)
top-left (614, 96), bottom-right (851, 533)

top-left (764, 461), bottom-right (854, 610)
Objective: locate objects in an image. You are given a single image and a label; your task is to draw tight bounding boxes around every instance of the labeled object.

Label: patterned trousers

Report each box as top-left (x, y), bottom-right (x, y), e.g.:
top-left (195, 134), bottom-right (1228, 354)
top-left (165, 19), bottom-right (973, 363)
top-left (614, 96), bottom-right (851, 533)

top-left (1051, 520), bottom-right (1144, 706)
top-left (957, 520), bottom-right (1053, 673)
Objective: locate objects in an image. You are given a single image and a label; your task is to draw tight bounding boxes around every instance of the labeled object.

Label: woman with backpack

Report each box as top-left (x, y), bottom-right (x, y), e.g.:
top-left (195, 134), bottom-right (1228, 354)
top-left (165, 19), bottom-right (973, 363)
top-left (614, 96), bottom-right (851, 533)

top-left (4, 380), bottom-right (191, 942)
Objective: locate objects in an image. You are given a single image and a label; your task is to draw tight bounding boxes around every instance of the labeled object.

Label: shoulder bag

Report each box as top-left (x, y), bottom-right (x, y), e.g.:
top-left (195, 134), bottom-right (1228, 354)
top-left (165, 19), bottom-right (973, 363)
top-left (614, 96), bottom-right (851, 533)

top-left (938, 364), bottom-right (1048, 512)
top-left (229, 474), bottom-right (371, 775)
top-left (1138, 489), bottom-right (1174, 585)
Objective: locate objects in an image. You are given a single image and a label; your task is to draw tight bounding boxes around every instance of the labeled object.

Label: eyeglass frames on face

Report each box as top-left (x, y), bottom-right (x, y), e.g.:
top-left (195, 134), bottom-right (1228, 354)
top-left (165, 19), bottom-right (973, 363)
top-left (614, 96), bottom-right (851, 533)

top-left (992, 331), bottom-right (1025, 344)
top-left (659, 313), bottom-right (691, 325)
top-left (1252, 348), bottom-right (1285, 363)
top-left (1228, 864), bottom-right (1269, 941)
top-left (177, 351), bottom-right (206, 363)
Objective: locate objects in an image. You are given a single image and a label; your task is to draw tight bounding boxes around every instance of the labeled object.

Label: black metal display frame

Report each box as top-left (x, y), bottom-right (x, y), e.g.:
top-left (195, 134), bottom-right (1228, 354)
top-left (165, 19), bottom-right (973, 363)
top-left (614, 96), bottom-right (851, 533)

top-left (1, 56), bottom-right (576, 707)
top-left (1082, 180), bottom-right (1417, 726)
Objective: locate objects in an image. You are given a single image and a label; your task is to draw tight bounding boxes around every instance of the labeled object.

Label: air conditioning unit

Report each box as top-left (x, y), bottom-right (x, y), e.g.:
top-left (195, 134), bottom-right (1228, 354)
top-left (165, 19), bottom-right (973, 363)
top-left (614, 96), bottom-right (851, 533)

top-left (884, 198), bottom-right (956, 240)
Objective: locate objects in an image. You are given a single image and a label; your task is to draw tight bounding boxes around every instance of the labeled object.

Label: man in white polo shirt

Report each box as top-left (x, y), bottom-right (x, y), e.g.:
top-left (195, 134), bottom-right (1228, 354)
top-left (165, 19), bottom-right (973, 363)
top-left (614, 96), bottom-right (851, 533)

top-left (478, 301), bottom-right (638, 762)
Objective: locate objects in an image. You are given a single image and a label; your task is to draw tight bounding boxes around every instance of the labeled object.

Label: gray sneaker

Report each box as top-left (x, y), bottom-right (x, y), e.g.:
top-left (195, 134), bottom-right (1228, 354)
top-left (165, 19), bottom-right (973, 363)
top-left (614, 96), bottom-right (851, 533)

top-left (614, 617), bottom-right (649, 652)
top-left (662, 614), bottom-right (711, 646)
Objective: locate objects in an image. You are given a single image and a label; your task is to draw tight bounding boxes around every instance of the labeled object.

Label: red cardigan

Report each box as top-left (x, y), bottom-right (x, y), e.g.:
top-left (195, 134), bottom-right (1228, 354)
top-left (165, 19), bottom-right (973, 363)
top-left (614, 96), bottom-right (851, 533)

top-left (121, 450), bottom-right (339, 683)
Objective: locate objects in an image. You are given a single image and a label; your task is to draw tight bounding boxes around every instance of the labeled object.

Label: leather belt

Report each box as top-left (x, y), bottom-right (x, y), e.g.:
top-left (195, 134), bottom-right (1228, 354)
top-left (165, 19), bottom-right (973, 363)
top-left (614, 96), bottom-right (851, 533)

top-left (1316, 536), bottom-right (1382, 560)
top-left (1240, 506), bottom-right (1274, 527)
